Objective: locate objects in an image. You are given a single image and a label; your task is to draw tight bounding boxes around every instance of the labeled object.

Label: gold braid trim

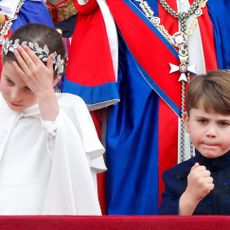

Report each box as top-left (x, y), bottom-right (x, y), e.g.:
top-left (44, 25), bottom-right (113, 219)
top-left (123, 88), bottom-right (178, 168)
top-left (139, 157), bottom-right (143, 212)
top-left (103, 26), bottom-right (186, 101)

top-left (47, 0), bottom-right (77, 23)
top-left (0, 13), bottom-right (6, 25)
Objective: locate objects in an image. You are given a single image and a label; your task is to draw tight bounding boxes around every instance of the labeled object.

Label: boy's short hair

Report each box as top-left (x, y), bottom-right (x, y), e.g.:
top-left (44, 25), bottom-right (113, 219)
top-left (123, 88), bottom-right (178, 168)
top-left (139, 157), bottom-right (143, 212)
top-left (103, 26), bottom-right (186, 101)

top-left (186, 70), bottom-right (230, 115)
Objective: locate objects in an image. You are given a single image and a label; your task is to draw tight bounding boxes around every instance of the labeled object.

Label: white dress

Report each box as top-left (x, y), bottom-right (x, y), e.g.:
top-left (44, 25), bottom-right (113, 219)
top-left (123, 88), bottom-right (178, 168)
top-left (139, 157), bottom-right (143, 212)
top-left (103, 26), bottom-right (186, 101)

top-left (0, 93), bottom-right (106, 215)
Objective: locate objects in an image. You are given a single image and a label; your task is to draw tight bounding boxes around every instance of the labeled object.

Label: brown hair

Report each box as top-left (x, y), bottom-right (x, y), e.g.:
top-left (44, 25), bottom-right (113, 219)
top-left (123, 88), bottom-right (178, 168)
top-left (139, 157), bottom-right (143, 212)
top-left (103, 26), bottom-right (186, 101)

top-left (186, 70), bottom-right (230, 115)
top-left (3, 23), bottom-right (66, 78)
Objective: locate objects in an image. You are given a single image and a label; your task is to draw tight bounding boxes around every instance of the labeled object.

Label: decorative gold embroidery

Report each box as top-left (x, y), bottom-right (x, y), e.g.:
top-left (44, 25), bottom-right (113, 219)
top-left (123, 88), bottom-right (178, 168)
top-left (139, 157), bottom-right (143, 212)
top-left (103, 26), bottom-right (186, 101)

top-left (46, 0), bottom-right (77, 23)
top-left (0, 13), bottom-right (6, 25)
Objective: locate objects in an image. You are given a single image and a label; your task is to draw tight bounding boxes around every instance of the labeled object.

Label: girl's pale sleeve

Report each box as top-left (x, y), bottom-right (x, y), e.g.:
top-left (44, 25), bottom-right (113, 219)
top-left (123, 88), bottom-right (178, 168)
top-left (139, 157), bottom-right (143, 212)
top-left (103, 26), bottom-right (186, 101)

top-left (64, 94), bottom-right (107, 186)
top-left (42, 93), bottom-right (105, 215)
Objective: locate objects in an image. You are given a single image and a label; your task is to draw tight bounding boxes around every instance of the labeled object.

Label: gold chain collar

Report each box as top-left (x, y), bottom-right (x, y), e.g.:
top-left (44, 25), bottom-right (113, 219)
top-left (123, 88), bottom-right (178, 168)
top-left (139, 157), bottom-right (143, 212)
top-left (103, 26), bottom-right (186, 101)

top-left (135, 0), bottom-right (207, 58)
top-left (133, 0), bottom-right (208, 161)
top-left (159, 0), bottom-right (201, 19)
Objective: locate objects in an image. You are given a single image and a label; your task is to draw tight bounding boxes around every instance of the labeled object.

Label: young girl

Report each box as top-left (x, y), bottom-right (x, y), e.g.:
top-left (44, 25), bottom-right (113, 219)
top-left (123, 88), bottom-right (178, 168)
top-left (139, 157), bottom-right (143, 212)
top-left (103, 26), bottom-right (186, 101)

top-left (0, 23), bottom-right (106, 215)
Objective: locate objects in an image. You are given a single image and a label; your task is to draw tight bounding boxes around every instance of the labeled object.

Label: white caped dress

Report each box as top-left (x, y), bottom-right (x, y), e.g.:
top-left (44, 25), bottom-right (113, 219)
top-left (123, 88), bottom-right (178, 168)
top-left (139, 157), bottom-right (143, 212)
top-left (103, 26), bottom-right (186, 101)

top-left (0, 93), bottom-right (106, 215)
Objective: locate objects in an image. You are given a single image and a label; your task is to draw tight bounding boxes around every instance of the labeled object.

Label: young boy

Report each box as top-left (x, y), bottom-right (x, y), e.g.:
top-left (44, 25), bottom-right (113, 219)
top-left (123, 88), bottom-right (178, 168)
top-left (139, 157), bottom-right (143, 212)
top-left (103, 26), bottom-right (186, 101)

top-left (159, 70), bottom-right (230, 215)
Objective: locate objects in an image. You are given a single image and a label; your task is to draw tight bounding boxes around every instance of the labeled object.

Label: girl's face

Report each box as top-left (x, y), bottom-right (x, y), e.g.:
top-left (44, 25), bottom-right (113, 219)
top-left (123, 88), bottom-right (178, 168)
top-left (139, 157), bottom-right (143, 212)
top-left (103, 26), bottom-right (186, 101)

top-left (0, 61), bottom-right (37, 112)
top-left (185, 105), bottom-right (230, 158)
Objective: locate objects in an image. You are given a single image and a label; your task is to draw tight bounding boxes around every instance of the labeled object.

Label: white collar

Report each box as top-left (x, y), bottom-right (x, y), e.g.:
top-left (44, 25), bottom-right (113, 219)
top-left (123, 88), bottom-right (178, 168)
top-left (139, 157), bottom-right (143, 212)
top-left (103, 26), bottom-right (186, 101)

top-left (0, 93), bottom-right (40, 118)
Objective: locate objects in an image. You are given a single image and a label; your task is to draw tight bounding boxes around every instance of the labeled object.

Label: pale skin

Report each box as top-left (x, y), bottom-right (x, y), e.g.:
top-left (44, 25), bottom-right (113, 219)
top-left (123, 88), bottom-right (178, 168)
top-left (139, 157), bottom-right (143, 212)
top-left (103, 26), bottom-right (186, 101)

top-left (0, 45), bottom-right (61, 121)
top-left (178, 105), bottom-right (230, 215)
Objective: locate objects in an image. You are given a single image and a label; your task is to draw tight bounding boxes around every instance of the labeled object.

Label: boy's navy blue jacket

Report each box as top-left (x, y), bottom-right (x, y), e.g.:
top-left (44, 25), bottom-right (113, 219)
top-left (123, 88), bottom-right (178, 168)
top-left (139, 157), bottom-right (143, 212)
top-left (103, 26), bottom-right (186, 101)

top-left (159, 150), bottom-right (230, 215)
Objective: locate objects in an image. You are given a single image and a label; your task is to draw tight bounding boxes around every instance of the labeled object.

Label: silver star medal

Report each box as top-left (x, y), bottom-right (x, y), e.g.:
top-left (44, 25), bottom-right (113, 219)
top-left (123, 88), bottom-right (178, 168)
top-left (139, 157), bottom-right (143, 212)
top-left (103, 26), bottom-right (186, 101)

top-left (169, 32), bottom-right (196, 82)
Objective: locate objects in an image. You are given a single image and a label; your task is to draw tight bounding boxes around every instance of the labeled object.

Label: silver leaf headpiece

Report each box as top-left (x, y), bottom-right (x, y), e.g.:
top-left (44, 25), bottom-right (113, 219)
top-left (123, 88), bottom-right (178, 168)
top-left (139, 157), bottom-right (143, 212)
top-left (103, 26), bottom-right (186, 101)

top-left (2, 39), bottom-right (65, 75)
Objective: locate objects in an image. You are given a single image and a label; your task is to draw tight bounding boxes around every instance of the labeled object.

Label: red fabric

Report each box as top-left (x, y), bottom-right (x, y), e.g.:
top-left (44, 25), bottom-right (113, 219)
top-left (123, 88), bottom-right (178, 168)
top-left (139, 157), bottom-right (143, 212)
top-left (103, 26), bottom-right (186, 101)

top-left (74, 0), bottom-right (98, 14)
top-left (158, 0), bottom-right (179, 35)
top-left (90, 110), bottom-right (107, 215)
top-left (97, 172), bottom-right (107, 215)
top-left (45, 2), bottom-right (58, 22)
top-left (0, 216), bottom-right (229, 230)
top-left (0, 30), bottom-right (13, 75)
top-left (157, 0), bottom-right (180, 204)
top-left (66, 5), bottom-right (116, 86)
top-left (187, 0), bottom-right (217, 73)
top-left (0, 46), bottom-right (3, 74)
top-left (198, 7), bottom-right (218, 71)
top-left (107, 0), bottom-right (182, 109)
top-left (158, 100), bottom-right (178, 204)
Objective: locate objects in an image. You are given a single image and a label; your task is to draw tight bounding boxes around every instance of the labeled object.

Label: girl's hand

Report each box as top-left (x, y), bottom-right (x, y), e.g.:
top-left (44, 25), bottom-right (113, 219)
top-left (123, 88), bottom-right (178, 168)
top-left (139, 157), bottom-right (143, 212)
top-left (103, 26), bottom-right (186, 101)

top-left (12, 45), bottom-right (54, 101)
top-left (13, 45), bottom-right (59, 121)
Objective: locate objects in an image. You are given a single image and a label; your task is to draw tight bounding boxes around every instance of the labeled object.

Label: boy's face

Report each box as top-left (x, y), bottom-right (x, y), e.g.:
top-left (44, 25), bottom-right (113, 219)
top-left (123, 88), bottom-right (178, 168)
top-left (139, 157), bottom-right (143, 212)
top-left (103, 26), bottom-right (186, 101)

top-left (0, 62), bottom-right (37, 112)
top-left (185, 105), bottom-right (230, 158)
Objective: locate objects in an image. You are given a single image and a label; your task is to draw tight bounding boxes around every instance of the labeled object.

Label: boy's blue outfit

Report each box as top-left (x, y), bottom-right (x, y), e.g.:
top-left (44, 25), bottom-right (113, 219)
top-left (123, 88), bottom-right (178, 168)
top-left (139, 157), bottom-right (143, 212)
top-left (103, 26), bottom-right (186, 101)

top-left (159, 150), bottom-right (230, 215)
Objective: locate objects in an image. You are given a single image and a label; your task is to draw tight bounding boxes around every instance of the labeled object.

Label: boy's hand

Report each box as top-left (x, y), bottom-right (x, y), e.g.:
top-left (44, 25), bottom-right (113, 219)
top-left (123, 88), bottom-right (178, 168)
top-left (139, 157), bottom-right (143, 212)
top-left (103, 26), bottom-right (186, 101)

top-left (179, 162), bottom-right (214, 215)
top-left (186, 162), bottom-right (214, 202)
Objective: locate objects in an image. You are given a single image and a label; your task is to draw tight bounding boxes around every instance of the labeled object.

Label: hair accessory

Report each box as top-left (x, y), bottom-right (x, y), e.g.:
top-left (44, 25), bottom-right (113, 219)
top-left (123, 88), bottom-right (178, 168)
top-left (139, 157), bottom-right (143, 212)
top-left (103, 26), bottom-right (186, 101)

top-left (2, 38), bottom-right (65, 75)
